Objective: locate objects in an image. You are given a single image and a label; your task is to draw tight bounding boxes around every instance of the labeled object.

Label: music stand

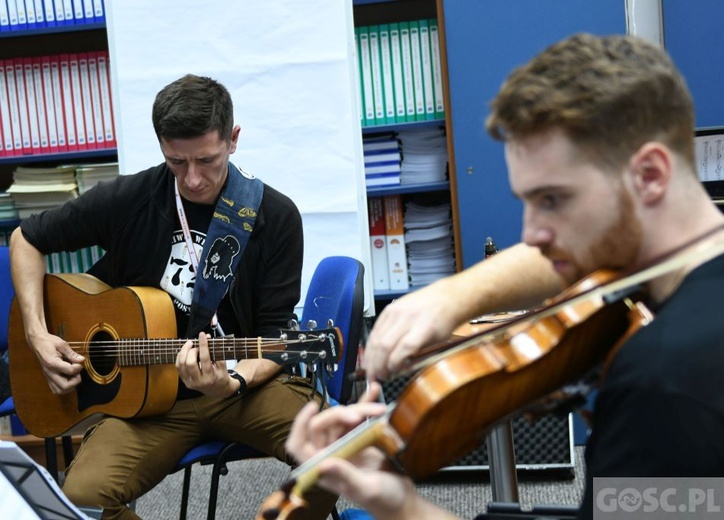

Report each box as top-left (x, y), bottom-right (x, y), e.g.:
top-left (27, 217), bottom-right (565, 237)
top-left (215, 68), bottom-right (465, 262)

top-left (0, 441), bottom-right (95, 520)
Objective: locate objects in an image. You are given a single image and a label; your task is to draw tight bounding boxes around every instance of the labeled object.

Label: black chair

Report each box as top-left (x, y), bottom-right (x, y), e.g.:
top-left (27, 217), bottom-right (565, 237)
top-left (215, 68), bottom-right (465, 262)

top-left (174, 255), bottom-right (365, 519)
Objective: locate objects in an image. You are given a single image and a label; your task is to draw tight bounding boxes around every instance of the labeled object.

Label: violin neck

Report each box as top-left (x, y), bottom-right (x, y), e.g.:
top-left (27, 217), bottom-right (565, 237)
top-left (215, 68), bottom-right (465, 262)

top-left (290, 406), bottom-right (399, 495)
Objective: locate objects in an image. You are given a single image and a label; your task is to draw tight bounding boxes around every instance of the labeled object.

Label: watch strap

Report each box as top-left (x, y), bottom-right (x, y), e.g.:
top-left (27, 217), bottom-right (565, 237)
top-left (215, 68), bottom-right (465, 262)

top-left (227, 369), bottom-right (247, 397)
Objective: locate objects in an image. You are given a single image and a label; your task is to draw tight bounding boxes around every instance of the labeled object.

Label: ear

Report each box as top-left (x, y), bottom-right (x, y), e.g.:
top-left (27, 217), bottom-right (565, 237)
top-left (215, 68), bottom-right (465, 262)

top-left (229, 125), bottom-right (241, 153)
top-left (627, 142), bottom-right (672, 205)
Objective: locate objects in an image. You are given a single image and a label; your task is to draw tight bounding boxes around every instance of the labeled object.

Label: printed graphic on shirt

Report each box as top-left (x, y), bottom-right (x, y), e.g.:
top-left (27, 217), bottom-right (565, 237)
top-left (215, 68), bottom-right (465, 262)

top-left (202, 235), bottom-right (241, 282)
top-left (161, 230), bottom-right (205, 316)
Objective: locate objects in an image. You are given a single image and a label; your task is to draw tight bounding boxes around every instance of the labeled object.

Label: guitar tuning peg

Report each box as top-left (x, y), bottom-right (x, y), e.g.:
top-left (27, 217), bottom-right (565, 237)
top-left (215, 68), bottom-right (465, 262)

top-left (306, 320), bottom-right (317, 330)
top-left (326, 319), bottom-right (334, 329)
top-left (287, 319), bottom-right (300, 331)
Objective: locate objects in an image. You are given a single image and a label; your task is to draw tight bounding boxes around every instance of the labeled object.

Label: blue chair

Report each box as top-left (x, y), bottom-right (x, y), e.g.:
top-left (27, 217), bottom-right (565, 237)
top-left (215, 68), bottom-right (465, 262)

top-left (1, 245), bottom-right (15, 422)
top-left (0, 245), bottom-right (12, 353)
top-left (175, 256), bottom-right (365, 520)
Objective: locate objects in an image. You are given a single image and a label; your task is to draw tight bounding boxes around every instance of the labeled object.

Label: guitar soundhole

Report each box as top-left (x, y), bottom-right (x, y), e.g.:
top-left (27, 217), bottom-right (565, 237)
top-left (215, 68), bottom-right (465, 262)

top-left (89, 330), bottom-right (117, 376)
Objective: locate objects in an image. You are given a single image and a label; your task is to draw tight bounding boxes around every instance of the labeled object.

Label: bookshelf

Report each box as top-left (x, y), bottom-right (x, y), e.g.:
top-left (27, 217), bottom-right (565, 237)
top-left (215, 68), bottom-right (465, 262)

top-left (0, 3), bottom-right (112, 456)
top-left (353, 0), bottom-right (460, 307)
top-left (0, 9), bottom-right (116, 193)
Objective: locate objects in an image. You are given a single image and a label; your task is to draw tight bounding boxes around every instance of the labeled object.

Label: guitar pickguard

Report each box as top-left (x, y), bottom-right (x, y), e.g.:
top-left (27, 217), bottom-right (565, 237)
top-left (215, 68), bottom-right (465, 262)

top-left (77, 370), bottom-right (121, 412)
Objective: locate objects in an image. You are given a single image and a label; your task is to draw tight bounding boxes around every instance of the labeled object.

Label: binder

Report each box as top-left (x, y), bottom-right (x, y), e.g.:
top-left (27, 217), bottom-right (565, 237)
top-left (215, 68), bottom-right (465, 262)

top-left (40, 56), bottom-right (60, 154)
top-left (399, 21), bottom-right (416, 123)
top-left (357, 26), bottom-right (376, 127)
top-left (429, 19), bottom-right (445, 120)
top-left (96, 51), bottom-right (115, 147)
top-left (82, 0), bottom-right (94, 23)
top-left (30, 57), bottom-right (51, 154)
top-left (354, 28), bottom-right (365, 125)
top-left (3, 59), bottom-right (22, 154)
top-left (33, 0), bottom-right (46, 27)
top-left (389, 23), bottom-right (406, 122)
top-left (77, 52), bottom-right (96, 148)
top-left (92, 0), bottom-right (103, 23)
top-left (383, 194), bottom-right (410, 290)
top-left (408, 21), bottom-right (426, 122)
top-left (365, 162), bottom-right (401, 176)
top-left (86, 52), bottom-right (105, 148)
top-left (72, 0), bottom-right (84, 24)
top-left (61, 0), bottom-right (74, 25)
top-left (0, 60), bottom-right (17, 155)
top-left (418, 19), bottom-right (436, 121)
top-left (60, 53), bottom-right (81, 150)
top-left (364, 150), bottom-right (402, 165)
top-left (368, 197), bottom-right (391, 291)
top-left (26, 0), bottom-right (39, 29)
top-left (0, 0), bottom-right (9, 32)
top-left (7, 0), bottom-right (19, 31)
top-left (43, 0), bottom-right (56, 26)
top-left (13, 60), bottom-right (33, 154)
top-left (0, 101), bottom-right (4, 156)
top-left (69, 53), bottom-right (87, 148)
top-left (368, 25), bottom-right (386, 125)
top-left (22, 58), bottom-right (42, 154)
top-left (366, 172), bottom-right (400, 188)
top-left (15, 0), bottom-right (28, 31)
top-left (49, 56), bottom-right (68, 152)
top-left (53, 0), bottom-right (65, 25)
top-left (378, 24), bottom-right (396, 125)
top-left (363, 138), bottom-right (400, 154)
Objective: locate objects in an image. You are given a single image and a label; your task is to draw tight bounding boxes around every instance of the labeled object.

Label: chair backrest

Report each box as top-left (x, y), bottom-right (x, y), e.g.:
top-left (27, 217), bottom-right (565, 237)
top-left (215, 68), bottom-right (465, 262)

top-left (0, 246), bottom-right (13, 353)
top-left (300, 256), bottom-right (364, 405)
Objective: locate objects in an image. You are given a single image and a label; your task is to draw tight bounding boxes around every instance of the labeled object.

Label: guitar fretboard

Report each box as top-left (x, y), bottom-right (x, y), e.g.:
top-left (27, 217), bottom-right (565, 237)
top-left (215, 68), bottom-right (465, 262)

top-left (116, 338), bottom-right (287, 366)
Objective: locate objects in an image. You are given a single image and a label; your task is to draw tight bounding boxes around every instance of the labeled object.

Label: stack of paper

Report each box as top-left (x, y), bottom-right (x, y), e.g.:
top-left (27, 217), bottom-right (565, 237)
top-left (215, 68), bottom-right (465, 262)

top-left (363, 134), bottom-right (402, 188)
top-left (404, 201), bottom-right (455, 286)
top-left (6, 165), bottom-right (79, 218)
top-left (76, 162), bottom-right (119, 194)
top-left (0, 192), bottom-right (18, 221)
top-left (398, 128), bottom-right (448, 185)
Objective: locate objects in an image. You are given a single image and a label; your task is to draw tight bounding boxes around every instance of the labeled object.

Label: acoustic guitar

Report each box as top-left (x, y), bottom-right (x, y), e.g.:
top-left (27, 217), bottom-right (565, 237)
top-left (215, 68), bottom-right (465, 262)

top-left (8, 273), bottom-right (343, 438)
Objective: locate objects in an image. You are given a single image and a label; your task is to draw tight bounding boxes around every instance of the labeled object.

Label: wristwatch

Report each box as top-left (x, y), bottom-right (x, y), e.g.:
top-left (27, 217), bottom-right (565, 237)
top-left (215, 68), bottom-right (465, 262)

top-left (227, 369), bottom-right (247, 397)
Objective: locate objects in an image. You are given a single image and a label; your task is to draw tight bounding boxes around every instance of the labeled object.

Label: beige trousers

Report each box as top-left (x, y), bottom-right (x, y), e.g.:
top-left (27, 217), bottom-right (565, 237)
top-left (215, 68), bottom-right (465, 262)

top-left (62, 374), bottom-right (337, 520)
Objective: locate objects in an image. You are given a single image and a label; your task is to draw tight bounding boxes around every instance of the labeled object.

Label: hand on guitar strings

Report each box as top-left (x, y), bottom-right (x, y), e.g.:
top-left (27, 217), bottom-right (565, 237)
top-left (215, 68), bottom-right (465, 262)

top-left (176, 332), bottom-right (234, 399)
top-left (34, 331), bottom-right (85, 395)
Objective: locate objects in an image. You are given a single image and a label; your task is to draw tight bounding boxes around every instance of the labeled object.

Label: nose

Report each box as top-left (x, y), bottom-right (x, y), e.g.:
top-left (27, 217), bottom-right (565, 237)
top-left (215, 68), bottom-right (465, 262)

top-left (183, 163), bottom-right (203, 190)
top-left (521, 207), bottom-right (553, 248)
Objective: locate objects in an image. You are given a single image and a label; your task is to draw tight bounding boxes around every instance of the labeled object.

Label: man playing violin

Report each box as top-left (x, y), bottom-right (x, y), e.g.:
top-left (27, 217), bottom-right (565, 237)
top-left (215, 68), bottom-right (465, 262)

top-left (286, 33), bottom-right (724, 519)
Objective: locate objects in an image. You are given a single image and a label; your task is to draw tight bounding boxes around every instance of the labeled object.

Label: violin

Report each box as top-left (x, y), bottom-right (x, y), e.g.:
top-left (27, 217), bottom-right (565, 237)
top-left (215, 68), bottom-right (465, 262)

top-left (258, 232), bottom-right (724, 520)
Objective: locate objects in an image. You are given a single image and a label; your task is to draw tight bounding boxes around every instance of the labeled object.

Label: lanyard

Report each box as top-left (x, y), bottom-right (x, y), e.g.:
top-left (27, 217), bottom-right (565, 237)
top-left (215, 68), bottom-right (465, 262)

top-left (174, 181), bottom-right (225, 336)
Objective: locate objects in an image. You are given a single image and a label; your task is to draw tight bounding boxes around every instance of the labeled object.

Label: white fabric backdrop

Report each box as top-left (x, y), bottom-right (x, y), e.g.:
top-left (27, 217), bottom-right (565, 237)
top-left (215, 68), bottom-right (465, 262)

top-left (104, 0), bottom-right (372, 316)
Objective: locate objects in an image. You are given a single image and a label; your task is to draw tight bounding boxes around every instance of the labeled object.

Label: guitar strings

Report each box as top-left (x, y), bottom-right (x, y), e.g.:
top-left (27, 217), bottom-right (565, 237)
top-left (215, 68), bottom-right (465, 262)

top-left (57, 337), bottom-right (334, 361)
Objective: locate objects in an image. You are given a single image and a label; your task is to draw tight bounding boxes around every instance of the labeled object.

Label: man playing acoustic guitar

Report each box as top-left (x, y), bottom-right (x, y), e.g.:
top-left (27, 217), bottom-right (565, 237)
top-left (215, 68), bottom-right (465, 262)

top-left (9, 74), bottom-right (337, 519)
top-left (284, 34), bottom-right (724, 519)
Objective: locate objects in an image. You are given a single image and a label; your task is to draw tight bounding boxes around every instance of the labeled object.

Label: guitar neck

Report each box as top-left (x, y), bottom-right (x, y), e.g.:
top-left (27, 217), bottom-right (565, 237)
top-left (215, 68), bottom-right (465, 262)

top-left (117, 337), bottom-right (287, 366)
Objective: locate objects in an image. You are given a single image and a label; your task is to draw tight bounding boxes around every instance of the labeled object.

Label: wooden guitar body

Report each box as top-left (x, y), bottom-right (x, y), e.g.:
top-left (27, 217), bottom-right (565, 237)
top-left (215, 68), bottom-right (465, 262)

top-left (9, 273), bottom-right (179, 437)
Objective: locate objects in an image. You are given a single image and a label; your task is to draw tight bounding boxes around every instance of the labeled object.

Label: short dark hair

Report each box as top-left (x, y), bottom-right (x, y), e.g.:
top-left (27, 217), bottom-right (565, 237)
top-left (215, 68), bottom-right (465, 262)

top-left (486, 33), bottom-right (695, 173)
top-left (152, 74), bottom-right (234, 142)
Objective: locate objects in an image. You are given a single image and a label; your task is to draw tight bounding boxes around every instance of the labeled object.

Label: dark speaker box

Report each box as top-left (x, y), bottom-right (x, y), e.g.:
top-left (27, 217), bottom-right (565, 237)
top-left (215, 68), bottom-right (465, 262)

top-left (382, 376), bottom-right (575, 476)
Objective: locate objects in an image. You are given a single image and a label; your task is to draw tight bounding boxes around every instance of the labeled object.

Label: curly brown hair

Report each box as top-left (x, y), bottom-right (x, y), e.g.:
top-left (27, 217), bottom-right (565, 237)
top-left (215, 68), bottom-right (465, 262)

top-left (486, 33), bottom-right (695, 174)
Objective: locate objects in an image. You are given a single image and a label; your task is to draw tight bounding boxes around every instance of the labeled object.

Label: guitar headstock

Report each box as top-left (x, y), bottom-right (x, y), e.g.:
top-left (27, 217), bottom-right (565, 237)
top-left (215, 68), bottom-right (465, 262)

top-left (273, 327), bottom-right (344, 367)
